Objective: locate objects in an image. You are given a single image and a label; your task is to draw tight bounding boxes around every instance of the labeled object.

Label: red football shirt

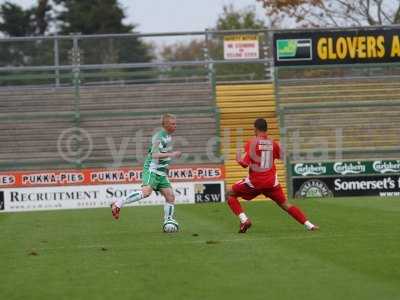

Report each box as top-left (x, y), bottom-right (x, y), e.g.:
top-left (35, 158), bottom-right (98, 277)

top-left (238, 133), bottom-right (281, 189)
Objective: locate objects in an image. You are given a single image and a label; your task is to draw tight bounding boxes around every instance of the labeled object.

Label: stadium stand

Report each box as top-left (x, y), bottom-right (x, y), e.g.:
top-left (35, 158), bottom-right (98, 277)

top-left (0, 82), bottom-right (219, 169)
top-left (216, 83), bottom-right (287, 192)
top-left (276, 75), bottom-right (400, 161)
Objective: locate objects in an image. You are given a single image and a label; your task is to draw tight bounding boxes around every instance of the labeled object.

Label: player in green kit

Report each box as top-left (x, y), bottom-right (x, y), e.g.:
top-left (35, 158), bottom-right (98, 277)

top-left (111, 113), bottom-right (181, 227)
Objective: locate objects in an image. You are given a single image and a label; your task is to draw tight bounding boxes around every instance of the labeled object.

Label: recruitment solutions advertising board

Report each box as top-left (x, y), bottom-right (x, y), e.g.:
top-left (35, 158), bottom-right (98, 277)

top-left (0, 165), bottom-right (225, 212)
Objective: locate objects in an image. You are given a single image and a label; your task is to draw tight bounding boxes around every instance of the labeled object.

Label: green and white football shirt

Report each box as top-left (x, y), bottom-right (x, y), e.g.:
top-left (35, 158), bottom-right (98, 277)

top-left (143, 129), bottom-right (173, 176)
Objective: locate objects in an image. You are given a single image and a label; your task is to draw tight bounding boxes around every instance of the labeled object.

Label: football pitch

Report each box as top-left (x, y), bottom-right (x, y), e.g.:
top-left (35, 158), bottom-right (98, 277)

top-left (1, 197), bottom-right (399, 300)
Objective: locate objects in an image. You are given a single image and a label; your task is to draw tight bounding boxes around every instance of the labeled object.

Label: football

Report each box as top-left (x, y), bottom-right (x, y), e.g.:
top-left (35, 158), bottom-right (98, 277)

top-left (163, 219), bottom-right (179, 233)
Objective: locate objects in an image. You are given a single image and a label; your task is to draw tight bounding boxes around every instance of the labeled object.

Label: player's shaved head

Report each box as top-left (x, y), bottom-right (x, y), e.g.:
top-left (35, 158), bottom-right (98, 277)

top-left (161, 113), bottom-right (176, 126)
top-left (162, 113), bottom-right (177, 133)
top-left (254, 118), bottom-right (267, 132)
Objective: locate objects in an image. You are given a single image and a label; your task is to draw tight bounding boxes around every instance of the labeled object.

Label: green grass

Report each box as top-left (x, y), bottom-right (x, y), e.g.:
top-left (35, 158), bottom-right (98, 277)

top-left (1, 197), bottom-right (400, 300)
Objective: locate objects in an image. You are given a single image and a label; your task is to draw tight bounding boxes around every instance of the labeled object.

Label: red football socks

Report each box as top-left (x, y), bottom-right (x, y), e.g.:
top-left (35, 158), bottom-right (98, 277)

top-left (287, 206), bottom-right (307, 224)
top-left (227, 196), bottom-right (243, 215)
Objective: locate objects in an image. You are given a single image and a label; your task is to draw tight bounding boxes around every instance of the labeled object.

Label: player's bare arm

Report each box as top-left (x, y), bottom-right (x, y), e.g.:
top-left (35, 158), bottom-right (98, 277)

top-left (236, 148), bottom-right (249, 168)
top-left (151, 140), bottom-right (181, 159)
top-left (152, 150), bottom-right (181, 159)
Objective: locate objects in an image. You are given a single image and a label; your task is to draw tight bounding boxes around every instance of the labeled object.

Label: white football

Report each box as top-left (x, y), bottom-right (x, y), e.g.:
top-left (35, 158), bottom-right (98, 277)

top-left (163, 219), bottom-right (179, 233)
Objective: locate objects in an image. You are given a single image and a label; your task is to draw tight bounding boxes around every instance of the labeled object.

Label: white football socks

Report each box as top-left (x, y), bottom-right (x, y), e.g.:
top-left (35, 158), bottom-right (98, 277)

top-left (164, 203), bottom-right (175, 221)
top-left (239, 213), bottom-right (248, 223)
top-left (115, 190), bottom-right (144, 208)
top-left (115, 191), bottom-right (176, 223)
top-left (304, 220), bottom-right (315, 230)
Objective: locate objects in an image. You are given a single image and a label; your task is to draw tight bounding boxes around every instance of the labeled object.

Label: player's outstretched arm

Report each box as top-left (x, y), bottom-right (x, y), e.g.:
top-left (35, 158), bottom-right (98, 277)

top-left (273, 140), bottom-right (283, 162)
top-left (236, 148), bottom-right (249, 168)
top-left (153, 151), bottom-right (181, 159)
top-left (150, 140), bottom-right (181, 159)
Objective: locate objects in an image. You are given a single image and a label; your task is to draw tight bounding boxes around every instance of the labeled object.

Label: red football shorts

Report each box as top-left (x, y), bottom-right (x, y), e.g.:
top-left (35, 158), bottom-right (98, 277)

top-left (231, 178), bottom-right (287, 204)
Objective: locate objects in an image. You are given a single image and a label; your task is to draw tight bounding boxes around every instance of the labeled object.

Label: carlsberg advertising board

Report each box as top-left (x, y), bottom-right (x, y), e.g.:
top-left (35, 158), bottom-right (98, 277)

top-left (291, 160), bottom-right (400, 198)
top-left (292, 160), bottom-right (400, 177)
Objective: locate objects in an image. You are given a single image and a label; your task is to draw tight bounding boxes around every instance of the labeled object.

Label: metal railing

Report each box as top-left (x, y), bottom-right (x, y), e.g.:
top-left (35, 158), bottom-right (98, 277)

top-left (274, 62), bottom-right (400, 196)
top-left (0, 29), bottom-right (274, 85)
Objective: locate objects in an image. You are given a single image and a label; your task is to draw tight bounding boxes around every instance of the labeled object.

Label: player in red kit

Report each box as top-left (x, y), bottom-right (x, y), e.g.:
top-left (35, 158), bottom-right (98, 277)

top-left (227, 118), bottom-right (319, 233)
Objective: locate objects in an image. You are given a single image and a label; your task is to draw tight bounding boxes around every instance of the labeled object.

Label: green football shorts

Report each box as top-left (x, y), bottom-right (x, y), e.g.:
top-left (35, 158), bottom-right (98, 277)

top-left (142, 169), bottom-right (172, 191)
